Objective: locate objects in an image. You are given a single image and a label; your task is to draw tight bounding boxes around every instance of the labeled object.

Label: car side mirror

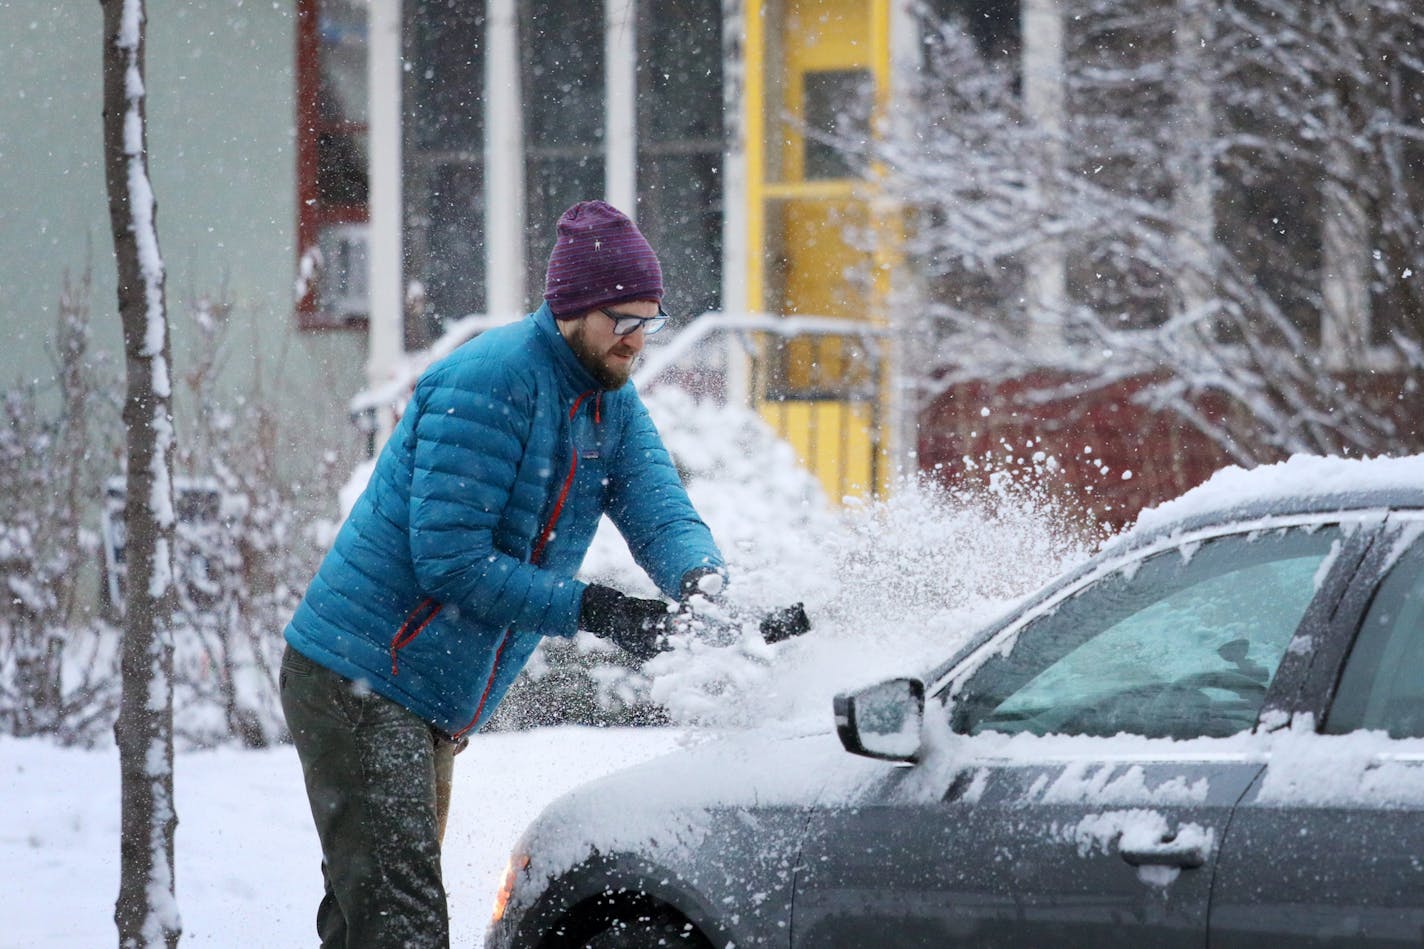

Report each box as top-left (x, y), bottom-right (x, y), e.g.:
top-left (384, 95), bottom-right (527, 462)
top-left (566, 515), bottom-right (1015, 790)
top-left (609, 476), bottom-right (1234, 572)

top-left (834, 677), bottom-right (925, 762)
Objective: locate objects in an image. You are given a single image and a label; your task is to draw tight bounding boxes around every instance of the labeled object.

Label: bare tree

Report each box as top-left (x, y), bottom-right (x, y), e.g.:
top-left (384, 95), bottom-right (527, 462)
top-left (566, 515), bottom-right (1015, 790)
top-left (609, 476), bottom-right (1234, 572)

top-left (881, 0), bottom-right (1424, 464)
top-left (100, 0), bottom-right (182, 945)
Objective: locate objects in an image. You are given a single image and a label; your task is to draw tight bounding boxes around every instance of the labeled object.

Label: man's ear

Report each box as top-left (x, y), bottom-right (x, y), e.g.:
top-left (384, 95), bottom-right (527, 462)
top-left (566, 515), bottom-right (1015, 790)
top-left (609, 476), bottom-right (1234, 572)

top-left (555, 313), bottom-right (582, 340)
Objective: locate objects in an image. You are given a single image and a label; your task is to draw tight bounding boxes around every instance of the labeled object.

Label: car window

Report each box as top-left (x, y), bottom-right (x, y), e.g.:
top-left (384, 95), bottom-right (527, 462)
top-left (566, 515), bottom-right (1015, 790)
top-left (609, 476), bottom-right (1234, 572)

top-left (949, 526), bottom-right (1342, 740)
top-left (1326, 536), bottom-right (1424, 738)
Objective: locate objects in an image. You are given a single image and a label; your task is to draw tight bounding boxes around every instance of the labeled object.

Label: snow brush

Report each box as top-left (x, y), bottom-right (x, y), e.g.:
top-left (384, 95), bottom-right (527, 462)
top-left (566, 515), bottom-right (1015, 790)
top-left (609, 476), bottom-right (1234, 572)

top-left (758, 603), bottom-right (811, 643)
top-left (665, 598), bottom-right (811, 649)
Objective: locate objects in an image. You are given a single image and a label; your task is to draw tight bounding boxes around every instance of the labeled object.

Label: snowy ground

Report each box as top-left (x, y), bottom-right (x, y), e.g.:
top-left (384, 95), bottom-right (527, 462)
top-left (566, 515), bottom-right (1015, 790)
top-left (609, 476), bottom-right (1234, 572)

top-left (1, 727), bottom-right (684, 949)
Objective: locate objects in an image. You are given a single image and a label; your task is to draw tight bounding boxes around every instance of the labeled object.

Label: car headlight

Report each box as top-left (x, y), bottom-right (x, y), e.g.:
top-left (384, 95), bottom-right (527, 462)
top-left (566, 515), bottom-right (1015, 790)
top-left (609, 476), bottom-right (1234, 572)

top-left (491, 852), bottom-right (531, 926)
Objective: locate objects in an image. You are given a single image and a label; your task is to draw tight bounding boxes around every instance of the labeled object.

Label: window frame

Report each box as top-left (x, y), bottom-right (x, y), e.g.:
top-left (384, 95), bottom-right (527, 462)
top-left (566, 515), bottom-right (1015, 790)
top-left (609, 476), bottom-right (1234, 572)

top-left (633, 0), bottom-right (727, 325)
top-left (1314, 511), bottom-right (1424, 734)
top-left (933, 511), bottom-right (1384, 736)
top-left (518, 0), bottom-right (607, 304)
top-left (401, 1), bottom-right (488, 341)
top-left (295, 0), bottom-right (370, 331)
top-left (1325, 522), bottom-right (1424, 738)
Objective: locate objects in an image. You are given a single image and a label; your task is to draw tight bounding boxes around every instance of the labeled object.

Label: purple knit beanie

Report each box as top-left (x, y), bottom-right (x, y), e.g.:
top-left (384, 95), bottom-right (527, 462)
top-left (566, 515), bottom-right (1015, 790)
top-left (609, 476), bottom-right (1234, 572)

top-left (543, 200), bottom-right (664, 318)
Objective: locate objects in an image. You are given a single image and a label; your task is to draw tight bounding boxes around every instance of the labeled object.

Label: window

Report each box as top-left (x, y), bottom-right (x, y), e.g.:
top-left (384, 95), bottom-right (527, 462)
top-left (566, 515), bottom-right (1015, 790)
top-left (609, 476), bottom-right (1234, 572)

top-left (950, 526), bottom-right (1341, 739)
top-left (802, 69), bottom-right (874, 182)
top-left (297, 1), bottom-right (728, 333)
top-left (403, 1), bottom-right (486, 344)
top-left (1214, 150), bottom-right (1322, 342)
top-left (924, 0), bottom-right (1020, 62)
top-left (635, 0), bottom-right (725, 324)
top-left (1327, 536), bottom-right (1424, 739)
top-left (296, 0), bottom-right (370, 328)
top-left (522, 0), bottom-right (606, 303)
top-left (1368, 65), bottom-right (1424, 349)
top-left (100, 477), bottom-right (226, 616)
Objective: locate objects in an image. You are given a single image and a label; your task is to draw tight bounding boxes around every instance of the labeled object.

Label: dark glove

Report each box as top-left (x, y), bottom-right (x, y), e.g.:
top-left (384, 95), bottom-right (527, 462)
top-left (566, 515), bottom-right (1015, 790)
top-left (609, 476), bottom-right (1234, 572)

top-left (679, 566), bottom-right (728, 602)
top-left (760, 603), bottom-right (811, 644)
top-left (580, 584), bottom-right (675, 661)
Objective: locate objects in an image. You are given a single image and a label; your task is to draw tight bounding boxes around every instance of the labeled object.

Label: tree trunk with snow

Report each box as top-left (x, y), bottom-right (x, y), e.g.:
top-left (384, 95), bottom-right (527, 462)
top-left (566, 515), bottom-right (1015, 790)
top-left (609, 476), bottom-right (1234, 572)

top-left (100, 1), bottom-right (182, 946)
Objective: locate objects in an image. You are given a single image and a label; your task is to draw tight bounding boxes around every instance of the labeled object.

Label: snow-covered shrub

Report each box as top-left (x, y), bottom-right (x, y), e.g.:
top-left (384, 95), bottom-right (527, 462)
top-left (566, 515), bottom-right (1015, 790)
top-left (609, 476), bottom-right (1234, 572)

top-left (872, 0), bottom-right (1424, 463)
top-left (0, 273), bottom-right (122, 745)
top-left (0, 282), bottom-right (350, 749)
top-left (167, 297), bottom-right (352, 748)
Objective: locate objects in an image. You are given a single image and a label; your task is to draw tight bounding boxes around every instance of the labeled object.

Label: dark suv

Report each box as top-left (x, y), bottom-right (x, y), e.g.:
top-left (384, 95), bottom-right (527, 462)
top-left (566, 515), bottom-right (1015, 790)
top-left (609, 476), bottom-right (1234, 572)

top-left (487, 460), bottom-right (1424, 948)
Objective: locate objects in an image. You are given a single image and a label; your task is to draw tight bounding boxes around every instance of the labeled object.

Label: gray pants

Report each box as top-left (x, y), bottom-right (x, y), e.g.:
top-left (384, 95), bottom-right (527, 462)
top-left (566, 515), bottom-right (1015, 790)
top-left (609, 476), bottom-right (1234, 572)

top-left (280, 645), bottom-right (457, 949)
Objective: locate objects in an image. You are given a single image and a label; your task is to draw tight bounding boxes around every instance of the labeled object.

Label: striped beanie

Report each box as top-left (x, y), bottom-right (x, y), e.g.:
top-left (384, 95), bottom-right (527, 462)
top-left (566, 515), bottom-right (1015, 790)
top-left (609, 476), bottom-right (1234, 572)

top-left (543, 200), bottom-right (664, 318)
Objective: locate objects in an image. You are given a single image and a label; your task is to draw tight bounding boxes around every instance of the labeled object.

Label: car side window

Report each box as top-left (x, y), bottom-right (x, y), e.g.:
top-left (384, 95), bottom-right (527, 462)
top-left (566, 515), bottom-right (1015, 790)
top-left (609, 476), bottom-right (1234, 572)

top-left (949, 526), bottom-right (1342, 740)
top-left (1326, 536), bottom-right (1424, 739)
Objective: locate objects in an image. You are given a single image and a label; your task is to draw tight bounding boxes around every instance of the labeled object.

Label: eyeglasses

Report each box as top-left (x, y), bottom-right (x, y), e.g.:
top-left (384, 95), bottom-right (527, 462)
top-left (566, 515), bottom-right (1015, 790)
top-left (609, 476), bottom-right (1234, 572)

top-left (600, 306), bottom-right (669, 336)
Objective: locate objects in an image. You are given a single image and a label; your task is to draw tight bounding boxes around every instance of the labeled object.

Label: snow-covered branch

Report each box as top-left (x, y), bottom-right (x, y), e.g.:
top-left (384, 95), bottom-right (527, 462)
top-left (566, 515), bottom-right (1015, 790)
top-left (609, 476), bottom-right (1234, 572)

top-left (873, 0), bottom-right (1424, 462)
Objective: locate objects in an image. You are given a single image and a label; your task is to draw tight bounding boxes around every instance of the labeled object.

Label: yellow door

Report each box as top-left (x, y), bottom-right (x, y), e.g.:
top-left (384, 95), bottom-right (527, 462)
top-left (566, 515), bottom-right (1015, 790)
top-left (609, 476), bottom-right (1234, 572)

top-left (744, 0), bottom-right (896, 500)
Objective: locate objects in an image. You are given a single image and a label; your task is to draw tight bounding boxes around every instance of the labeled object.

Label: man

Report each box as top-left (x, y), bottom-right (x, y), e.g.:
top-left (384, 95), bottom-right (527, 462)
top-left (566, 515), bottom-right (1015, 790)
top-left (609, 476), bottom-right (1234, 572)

top-left (280, 200), bottom-right (725, 948)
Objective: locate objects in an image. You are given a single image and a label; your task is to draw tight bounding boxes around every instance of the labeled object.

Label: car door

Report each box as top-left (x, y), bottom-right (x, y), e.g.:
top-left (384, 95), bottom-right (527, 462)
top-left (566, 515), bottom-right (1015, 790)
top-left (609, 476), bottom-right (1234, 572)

top-left (1211, 512), bottom-right (1424, 946)
top-left (792, 516), bottom-right (1364, 949)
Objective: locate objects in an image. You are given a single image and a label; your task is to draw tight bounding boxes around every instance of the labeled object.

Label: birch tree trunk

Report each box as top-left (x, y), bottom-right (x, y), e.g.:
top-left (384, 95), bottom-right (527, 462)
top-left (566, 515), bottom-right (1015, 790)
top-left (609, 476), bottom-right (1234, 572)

top-left (99, 0), bottom-right (182, 946)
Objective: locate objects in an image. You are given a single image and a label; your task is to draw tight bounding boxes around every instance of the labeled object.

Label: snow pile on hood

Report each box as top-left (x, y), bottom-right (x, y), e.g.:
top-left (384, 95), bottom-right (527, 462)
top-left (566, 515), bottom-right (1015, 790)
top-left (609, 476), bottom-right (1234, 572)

top-left (579, 388), bottom-right (1097, 731)
top-left (1133, 453), bottom-right (1424, 536)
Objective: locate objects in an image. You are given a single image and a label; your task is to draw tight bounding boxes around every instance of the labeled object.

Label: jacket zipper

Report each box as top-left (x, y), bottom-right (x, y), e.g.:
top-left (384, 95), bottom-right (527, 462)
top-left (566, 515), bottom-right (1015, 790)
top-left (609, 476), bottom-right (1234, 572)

top-left (529, 391), bottom-right (593, 563)
top-left (447, 389), bottom-right (600, 739)
top-left (389, 597), bottom-right (442, 675)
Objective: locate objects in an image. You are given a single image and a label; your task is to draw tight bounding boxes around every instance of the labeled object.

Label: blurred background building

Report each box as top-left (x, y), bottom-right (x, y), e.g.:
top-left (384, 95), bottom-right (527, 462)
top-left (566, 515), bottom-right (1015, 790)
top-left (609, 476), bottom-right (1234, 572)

top-left (4, 0), bottom-right (1420, 525)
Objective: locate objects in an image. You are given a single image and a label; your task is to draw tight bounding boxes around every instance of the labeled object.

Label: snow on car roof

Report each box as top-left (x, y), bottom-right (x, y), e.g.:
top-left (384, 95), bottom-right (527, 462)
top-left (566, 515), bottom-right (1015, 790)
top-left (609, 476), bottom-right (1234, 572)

top-left (1130, 453), bottom-right (1424, 538)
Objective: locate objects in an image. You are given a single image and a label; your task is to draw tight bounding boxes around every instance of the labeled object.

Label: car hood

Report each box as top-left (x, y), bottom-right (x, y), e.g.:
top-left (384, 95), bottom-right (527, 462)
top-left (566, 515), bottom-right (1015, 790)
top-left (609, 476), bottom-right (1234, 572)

top-left (511, 723), bottom-right (889, 885)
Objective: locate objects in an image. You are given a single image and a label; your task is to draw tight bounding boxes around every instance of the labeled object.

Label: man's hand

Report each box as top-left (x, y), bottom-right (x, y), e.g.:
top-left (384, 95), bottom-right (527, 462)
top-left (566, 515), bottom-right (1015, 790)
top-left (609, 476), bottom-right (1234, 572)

top-left (679, 566), bottom-right (727, 602)
top-left (580, 584), bottom-right (676, 661)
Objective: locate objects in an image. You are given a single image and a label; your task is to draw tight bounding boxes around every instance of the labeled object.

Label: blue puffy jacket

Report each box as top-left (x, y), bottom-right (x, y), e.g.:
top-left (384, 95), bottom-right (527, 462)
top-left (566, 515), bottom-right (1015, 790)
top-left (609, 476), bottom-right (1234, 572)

top-left (285, 305), bottom-right (723, 736)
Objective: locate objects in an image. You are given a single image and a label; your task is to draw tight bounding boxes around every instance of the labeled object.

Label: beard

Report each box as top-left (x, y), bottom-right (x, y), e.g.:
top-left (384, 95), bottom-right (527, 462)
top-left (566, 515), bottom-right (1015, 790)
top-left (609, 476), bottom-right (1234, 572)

top-left (564, 321), bottom-right (638, 390)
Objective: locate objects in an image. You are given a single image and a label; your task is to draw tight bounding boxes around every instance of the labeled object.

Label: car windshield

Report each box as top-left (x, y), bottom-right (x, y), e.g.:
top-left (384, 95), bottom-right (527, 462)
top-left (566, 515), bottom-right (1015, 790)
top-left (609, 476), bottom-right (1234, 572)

top-left (948, 524), bottom-right (1342, 740)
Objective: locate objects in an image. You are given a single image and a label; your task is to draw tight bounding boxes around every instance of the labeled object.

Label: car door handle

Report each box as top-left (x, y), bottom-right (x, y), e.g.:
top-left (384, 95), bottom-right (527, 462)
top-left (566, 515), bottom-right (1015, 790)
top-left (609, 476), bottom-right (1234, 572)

top-left (1119, 840), bottom-right (1208, 869)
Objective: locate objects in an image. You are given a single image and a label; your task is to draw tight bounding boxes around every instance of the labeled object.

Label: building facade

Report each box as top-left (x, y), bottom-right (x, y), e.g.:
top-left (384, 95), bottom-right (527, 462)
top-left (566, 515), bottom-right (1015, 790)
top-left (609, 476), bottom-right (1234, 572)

top-left (297, 0), bottom-right (914, 502)
top-left (6, 1), bottom-right (1417, 522)
top-left (1, 1), bottom-right (362, 449)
